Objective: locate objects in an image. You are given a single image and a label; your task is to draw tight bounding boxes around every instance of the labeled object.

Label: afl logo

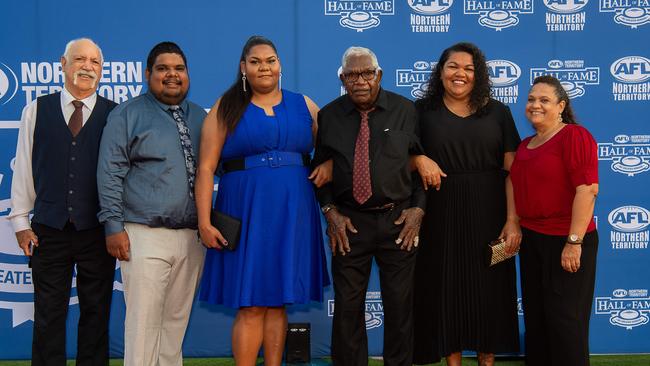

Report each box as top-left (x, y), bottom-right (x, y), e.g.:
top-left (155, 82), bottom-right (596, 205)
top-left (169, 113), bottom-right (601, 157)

top-left (608, 206), bottom-right (650, 232)
top-left (548, 60), bottom-right (564, 68)
top-left (408, 0), bottom-right (453, 14)
top-left (544, 0), bottom-right (589, 13)
top-left (414, 61), bottom-right (430, 70)
top-left (614, 134), bottom-right (630, 143)
top-left (0, 62), bottom-right (19, 105)
top-left (610, 56), bottom-right (650, 83)
top-left (488, 60), bottom-right (521, 87)
top-left (613, 289), bottom-right (628, 297)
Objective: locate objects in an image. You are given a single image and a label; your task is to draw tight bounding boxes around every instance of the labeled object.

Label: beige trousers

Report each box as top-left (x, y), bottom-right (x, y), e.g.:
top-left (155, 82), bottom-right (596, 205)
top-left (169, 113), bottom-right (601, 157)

top-left (121, 223), bottom-right (205, 366)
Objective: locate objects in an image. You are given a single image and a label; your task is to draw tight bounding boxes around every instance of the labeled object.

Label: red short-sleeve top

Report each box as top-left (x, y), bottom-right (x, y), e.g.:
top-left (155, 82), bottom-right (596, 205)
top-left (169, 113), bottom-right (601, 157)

top-left (510, 124), bottom-right (598, 235)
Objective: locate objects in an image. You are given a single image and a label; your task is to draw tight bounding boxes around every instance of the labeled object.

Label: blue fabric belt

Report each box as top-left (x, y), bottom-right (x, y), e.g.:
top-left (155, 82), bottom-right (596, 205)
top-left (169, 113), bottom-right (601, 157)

top-left (222, 151), bottom-right (310, 173)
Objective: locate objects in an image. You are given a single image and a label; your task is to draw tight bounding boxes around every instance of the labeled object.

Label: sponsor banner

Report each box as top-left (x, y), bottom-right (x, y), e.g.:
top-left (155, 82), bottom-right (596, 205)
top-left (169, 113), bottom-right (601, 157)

top-left (0, 133), bottom-right (123, 328)
top-left (543, 0), bottom-right (588, 31)
top-left (395, 61), bottom-right (436, 98)
top-left (324, 0), bottom-right (395, 31)
top-left (464, 0), bottom-right (533, 30)
top-left (328, 291), bottom-right (384, 329)
top-left (599, 0), bottom-right (650, 28)
top-left (0, 141), bottom-right (35, 327)
top-left (610, 56), bottom-right (650, 101)
top-left (0, 63), bottom-right (19, 106)
top-left (488, 59), bottom-right (521, 104)
top-left (1, 0), bottom-right (649, 357)
top-left (408, 0), bottom-right (453, 33)
top-left (598, 134), bottom-right (650, 176)
top-left (530, 59), bottom-right (599, 98)
top-left (0, 60), bottom-right (144, 112)
top-left (595, 289), bottom-right (650, 329)
top-left (607, 205), bottom-right (650, 250)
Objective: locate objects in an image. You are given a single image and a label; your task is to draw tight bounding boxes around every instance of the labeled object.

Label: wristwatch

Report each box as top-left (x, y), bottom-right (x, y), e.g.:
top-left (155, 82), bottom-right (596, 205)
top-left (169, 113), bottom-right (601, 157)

top-left (567, 234), bottom-right (583, 245)
top-left (321, 204), bottom-right (336, 214)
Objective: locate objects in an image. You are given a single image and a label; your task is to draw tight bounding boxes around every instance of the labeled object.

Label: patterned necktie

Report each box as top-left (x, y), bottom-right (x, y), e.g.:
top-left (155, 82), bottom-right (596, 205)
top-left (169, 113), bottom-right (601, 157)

top-left (352, 108), bottom-right (374, 205)
top-left (69, 100), bottom-right (84, 137)
top-left (169, 106), bottom-right (197, 199)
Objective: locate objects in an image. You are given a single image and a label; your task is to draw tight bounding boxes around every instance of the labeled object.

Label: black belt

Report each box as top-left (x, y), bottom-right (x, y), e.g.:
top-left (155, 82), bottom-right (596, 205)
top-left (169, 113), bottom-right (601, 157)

top-left (221, 151), bottom-right (311, 173)
top-left (358, 202), bottom-right (396, 212)
top-left (339, 202), bottom-right (401, 213)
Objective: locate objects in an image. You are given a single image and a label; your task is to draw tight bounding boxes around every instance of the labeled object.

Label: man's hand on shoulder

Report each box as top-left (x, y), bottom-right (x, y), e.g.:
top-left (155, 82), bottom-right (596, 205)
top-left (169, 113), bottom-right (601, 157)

top-left (106, 230), bottom-right (130, 261)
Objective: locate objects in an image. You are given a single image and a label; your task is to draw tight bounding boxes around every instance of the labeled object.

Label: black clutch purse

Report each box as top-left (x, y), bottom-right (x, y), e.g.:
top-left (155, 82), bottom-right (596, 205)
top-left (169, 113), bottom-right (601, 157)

top-left (210, 210), bottom-right (242, 251)
top-left (485, 238), bottom-right (518, 267)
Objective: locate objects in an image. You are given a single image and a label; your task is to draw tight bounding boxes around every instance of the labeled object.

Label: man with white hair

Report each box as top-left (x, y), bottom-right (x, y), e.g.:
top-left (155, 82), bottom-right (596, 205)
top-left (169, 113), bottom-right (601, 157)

top-left (8, 38), bottom-right (117, 365)
top-left (312, 46), bottom-right (425, 365)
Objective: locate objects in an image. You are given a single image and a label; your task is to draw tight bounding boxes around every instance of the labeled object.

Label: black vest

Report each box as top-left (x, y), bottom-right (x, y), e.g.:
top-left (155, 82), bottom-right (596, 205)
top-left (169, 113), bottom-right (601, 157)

top-left (32, 92), bottom-right (117, 230)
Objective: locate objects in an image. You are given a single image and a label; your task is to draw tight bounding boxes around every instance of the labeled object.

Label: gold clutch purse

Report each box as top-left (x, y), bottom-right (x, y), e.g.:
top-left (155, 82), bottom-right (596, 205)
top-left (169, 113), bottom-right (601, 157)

top-left (485, 238), bottom-right (518, 267)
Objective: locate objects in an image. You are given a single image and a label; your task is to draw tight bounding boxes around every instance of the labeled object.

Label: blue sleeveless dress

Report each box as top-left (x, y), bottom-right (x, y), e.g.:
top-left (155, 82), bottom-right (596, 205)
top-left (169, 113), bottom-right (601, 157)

top-left (199, 90), bottom-right (329, 308)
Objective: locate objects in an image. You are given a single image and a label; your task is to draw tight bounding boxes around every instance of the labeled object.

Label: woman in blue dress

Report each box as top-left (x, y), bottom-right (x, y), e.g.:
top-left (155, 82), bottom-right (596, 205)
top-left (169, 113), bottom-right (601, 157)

top-left (195, 36), bottom-right (329, 365)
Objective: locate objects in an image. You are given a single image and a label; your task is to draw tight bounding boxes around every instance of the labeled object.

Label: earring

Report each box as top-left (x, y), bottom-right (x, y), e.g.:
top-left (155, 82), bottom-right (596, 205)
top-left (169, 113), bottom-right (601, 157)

top-left (242, 73), bottom-right (247, 92)
top-left (558, 113), bottom-right (563, 123)
top-left (279, 72), bottom-right (282, 91)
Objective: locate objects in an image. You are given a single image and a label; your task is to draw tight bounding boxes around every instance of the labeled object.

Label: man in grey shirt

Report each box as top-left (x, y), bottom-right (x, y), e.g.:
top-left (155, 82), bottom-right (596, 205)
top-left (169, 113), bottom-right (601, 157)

top-left (97, 41), bottom-right (206, 366)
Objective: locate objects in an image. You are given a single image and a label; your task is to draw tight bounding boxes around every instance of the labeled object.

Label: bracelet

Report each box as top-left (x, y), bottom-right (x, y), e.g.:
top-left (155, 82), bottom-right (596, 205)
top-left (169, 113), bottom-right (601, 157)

top-left (321, 204), bottom-right (336, 214)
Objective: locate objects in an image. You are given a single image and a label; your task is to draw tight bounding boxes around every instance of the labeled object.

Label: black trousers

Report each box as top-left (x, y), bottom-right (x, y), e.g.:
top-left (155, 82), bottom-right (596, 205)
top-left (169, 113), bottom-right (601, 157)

top-left (30, 222), bottom-right (116, 366)
top-left (519, 228), bottom-right (598, 366)
top-left (331, 202), bottom-right (417, 366)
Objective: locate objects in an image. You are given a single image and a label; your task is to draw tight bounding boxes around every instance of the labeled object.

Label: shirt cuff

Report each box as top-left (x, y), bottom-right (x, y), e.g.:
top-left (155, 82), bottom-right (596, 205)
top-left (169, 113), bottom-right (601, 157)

top-left (316, 185), bottom-right (335, 207)
top-left (104, 220), bottom-right (125, 236)
top-left (9, 216), bottom-right (31, 233)
top-left (410, 194), bottom-right (427, 211)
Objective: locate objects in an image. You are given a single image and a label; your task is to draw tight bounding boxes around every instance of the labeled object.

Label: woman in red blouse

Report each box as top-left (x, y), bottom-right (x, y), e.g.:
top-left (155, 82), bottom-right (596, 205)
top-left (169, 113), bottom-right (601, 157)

top-left (510, 75), bottom-right (599, 366)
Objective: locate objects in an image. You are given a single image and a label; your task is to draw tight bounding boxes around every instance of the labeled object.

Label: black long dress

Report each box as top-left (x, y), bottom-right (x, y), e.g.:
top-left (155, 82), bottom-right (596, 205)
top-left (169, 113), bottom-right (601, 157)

top-left (413, 99), bottom-right (521, 364)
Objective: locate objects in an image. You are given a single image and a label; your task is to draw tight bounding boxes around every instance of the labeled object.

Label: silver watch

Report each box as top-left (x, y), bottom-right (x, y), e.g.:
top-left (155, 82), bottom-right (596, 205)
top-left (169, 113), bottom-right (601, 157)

top-left (567, 234), bottom-right (583, 245)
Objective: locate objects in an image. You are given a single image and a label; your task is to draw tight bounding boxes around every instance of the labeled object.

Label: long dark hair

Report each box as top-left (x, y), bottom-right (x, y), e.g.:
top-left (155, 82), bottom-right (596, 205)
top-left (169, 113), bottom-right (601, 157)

top-left (417, 42), bottom-right (491, 115)
top-left (531, 75), bottom-right (578, 125)
top-left (218, 35), bottom-right (278, 132)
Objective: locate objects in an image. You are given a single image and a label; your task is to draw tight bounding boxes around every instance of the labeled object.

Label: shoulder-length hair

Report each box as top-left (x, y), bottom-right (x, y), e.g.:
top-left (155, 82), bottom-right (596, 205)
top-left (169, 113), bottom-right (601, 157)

top-left (418, 42), bottom-right (491, 115)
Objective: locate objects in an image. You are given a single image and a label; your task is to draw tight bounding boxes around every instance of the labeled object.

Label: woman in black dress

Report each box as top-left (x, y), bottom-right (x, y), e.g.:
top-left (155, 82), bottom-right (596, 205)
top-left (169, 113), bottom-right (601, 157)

top-left (412, 42), bottom-right (521, 366)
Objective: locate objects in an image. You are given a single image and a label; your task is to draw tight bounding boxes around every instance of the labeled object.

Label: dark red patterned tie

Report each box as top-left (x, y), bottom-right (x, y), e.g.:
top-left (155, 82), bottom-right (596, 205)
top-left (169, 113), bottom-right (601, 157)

top-left (353, 108), bottom-right (374, 204)
top-left (69, 100), bottom-right (83, 137)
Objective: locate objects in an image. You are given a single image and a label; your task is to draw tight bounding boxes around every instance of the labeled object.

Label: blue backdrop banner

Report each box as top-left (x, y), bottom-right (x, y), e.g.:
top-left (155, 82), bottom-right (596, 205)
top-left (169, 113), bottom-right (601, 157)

top-left (0, 0), bottom-right (649, 359)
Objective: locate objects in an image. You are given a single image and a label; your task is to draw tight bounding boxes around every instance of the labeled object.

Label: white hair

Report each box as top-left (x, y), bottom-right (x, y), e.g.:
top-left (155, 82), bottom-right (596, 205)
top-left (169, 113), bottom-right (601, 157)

top-left (341, 46), bottom-right (380, 70)
top-left (63, 38), bottom-right (103, 64)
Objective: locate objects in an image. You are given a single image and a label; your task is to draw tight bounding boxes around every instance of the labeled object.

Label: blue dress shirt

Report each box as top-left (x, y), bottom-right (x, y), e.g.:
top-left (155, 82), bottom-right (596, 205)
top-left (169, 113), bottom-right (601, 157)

top-left (97, 92), bottom-right (207, 236)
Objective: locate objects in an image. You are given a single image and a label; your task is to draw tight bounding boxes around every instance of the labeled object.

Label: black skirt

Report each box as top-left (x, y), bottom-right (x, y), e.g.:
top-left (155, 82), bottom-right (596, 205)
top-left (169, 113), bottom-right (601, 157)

top-left (413, 170), bottom-right (520, 363)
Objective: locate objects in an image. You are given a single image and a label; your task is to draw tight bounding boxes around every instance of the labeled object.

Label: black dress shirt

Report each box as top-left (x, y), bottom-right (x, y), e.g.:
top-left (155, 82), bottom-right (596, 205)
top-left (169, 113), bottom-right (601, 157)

top-left (313, 88), bottom-right (426, 210)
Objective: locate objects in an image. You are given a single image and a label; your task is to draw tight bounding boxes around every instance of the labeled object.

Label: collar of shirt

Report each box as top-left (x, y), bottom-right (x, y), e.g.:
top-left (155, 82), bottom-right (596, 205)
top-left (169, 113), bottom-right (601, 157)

top-left (145, 90), bottom-right (189, 117)
top-left (60, 86), bottom-right (98, 126)
top-left (341, 87), bottom-right (389, 115)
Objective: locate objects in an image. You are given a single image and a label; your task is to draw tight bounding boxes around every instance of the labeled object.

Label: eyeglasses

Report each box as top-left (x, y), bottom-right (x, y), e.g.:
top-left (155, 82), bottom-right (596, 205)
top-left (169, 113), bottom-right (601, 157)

top-left (342, 69), bottom-right (377, 83)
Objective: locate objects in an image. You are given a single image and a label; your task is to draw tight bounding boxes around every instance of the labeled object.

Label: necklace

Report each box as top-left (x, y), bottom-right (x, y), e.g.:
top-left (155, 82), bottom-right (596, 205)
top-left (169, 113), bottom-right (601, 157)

top-left (533, 122), bottom-right (565, 145)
